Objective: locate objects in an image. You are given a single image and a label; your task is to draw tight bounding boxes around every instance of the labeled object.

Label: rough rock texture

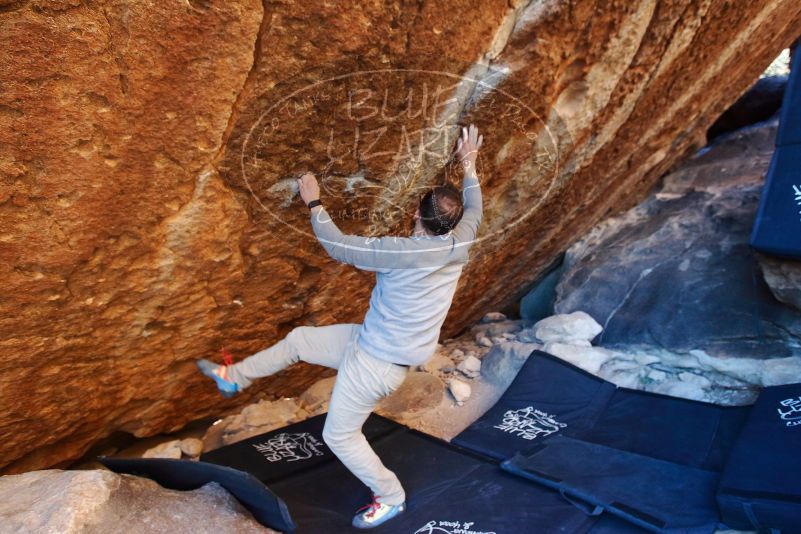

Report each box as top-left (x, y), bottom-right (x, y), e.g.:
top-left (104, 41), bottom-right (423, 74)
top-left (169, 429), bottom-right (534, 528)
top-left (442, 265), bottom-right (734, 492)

top-left (202, 398), bottom-right (307, 451)
top-left (377, 372), bottom-right (445, 416)
top-left (0, 469), bottom-right (272, 533)
top-left (142, 437), bottom-right (204, 459)
top-left (4, 1), bottom-right (801, 473)
top-left (447, 378), bottom-right (472, 404)
top-left (550, 121), bottom-right (801, 404)
top-left (707, 75), bottom-right (787, 140)
top-left (532, 311), bottom-right (602, 344)
top-left (456, 354), bottom-right (482, 378)
top-left (758, 254), bottom-right (801, 311)
top-left (555, 121), bottom-right (801, 360)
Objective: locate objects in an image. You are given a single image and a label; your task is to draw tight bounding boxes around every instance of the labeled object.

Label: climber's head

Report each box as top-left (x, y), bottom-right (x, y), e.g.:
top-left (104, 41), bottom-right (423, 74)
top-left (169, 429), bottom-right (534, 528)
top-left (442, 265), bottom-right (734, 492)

top-left (414, 183), bottom-right (464, 236)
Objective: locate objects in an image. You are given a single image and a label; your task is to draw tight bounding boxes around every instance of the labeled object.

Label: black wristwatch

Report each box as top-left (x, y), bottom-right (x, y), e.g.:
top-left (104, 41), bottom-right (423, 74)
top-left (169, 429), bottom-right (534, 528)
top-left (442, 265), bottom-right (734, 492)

top-left (307, 199), bottom-right (322, 209)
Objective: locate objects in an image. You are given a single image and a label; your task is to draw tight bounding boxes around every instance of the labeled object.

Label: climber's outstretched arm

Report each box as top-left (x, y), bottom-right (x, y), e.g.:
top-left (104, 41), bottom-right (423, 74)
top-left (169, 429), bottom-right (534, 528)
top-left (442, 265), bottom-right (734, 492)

top-left (451, 124), bottom-right (484, 244)
top-left (296, 173), bottom-right (420, 271)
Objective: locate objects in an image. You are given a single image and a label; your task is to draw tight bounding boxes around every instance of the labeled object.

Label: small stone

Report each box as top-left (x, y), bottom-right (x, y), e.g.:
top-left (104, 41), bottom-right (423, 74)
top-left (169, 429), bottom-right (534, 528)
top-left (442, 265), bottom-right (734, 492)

top-left (473, 320), bottom-right (525, 338)
top-left (477, 336), bottom-right (493, 348)
top-left (491, 336), bottom-right (505, 345)
top-left (481, 312), bottom-right (507, 323)
top-left (142, 440), bottom-right (182, 459)
top-left (516, 328), bottom-right (540, 343)
top-left (647, 369), bottom-right (667, 382)
top-left (450, 348), bottom-right (465, 360)
top-left (179, 438), bottom-right (203, 457)
top-left (534, 311), bottom-right (603, 344)
top-left (448, 378), bottom-right (472, 403)
top-left (456, 355), bottom-right (482, 378)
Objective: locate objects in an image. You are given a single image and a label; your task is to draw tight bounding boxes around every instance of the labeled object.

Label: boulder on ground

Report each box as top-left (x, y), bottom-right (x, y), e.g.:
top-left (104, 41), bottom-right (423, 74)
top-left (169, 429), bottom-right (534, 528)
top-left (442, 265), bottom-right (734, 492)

top-left (447, 379), bottom-right (472, 405)
top-left (179, 438), bottom-right (204, 458)
top-left (480, 312), bottom-right (507, 323)
top-left (472, 320), bottom-right (528, 340)
top-left (757, 254), bottom-right (801, 312)
top-left (377, 372), bottom-right (445, 416)
top-left (203, 398), bottom-right (308, 451)
top-left (241, 398), bottom-right (303, 430)
top-left (533, 312), bottom-right (603, 344)
top-left (0, 470), bottom-right (271, 533)
top-left (421, 352), bottom-right (457, 377)
top-left (142, 440), bottom-right (182, 460)
top-left (457, 355), bottom-right (482, 379)
top-left (555, 121), bottom-right (801, 360)
top-left (298, 376), bottom-right (337, 415)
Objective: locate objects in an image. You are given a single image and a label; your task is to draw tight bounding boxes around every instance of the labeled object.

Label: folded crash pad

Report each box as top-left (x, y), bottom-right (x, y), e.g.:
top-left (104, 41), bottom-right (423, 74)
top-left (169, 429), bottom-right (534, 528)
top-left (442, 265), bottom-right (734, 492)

top-left (750, 143), bottom-right (801, 258)
top-left (99, 456), bottom-right (296, 533)
top-left (717, 382), bottom-right (801, 533)
top-left (453, 350), bottom-right (748, 470)
top-left (776, 47), bottom-right (801, 147)
top-left (502, 435), bottom-right (722, 534)
top-left (751, 48), bottom-right (801, 258)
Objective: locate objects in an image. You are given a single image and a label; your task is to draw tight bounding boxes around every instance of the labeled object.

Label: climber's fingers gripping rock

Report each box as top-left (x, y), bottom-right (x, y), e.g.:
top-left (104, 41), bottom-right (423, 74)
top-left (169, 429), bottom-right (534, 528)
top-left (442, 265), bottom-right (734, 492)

top-left (455, 124), bottom-right (484, 171)
top-left (297, 172), bottom-right (321, 206)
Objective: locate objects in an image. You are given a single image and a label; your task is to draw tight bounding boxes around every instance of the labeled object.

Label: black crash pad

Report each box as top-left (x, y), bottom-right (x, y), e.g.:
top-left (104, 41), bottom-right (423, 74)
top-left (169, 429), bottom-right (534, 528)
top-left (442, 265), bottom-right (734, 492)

top-left (452, 350), bottom-right (748, 471)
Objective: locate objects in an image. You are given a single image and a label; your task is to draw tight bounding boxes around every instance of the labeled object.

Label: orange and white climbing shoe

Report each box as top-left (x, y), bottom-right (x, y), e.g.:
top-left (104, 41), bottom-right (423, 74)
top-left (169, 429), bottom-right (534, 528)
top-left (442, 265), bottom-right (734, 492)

top-left (352, 494), bottom-right (406, 529)
top-left (196, 349), bottom-right (239, 398)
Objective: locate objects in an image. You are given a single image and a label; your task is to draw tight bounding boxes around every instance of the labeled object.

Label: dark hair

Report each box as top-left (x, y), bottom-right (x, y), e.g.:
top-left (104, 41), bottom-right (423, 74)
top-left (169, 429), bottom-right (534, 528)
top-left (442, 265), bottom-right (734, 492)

top-left (419, 183), bottom-right (464, 235)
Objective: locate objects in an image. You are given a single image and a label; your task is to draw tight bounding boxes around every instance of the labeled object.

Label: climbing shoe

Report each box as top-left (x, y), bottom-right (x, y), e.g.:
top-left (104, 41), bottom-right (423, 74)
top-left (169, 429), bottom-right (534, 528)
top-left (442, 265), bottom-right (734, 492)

top-left (196, 358), bottom-right (239, 398)
top-left (352, 495), bottom-right (406, 529)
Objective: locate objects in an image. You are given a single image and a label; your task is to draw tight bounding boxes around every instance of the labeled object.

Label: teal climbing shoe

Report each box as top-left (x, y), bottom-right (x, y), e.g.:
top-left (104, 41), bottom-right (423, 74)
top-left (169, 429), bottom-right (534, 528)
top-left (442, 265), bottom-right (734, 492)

top-left (196, 359), bottom-right (239, 398)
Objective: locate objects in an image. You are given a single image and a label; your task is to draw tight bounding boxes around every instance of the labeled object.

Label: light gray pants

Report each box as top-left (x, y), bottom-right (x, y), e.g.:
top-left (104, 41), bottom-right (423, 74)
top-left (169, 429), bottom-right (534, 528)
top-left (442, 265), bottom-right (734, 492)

top-left (227, 323), bottom-right (409, 505)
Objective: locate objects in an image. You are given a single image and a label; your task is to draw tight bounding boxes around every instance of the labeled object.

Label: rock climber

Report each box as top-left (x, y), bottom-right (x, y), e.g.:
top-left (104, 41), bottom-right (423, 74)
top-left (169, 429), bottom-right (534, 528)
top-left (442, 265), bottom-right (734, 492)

top-left (197, 124), bottom-right (484, 529)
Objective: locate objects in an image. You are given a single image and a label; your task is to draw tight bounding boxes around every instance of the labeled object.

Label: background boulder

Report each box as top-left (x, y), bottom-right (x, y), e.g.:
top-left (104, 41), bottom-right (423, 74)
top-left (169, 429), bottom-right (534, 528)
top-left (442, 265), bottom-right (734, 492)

top-left (0, 469), bottom-right (272, 533)
top-left (555, 121), bottom-right (801, 361)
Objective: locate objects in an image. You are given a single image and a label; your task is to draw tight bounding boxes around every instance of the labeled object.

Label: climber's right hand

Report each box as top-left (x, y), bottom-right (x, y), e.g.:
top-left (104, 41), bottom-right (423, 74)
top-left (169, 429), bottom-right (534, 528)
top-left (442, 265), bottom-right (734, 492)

top-left (455, 124), bottom-right (483, 172)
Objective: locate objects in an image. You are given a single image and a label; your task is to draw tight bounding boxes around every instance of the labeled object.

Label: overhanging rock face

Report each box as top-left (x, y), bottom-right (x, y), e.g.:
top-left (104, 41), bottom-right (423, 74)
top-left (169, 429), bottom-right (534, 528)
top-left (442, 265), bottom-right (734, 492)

top-left (2, 0), bottom-right (800, 473)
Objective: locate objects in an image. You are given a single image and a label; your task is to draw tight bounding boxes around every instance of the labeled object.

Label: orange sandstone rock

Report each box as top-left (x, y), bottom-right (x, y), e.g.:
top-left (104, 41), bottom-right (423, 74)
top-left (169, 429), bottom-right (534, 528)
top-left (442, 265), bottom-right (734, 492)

top-left (2, 0), bottom-right (800, 472)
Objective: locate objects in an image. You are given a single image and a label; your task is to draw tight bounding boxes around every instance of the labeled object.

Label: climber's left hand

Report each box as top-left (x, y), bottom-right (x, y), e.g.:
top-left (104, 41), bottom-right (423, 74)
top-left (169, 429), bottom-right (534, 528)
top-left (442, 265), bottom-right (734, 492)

top-left (297, 172), bottom-right (320, 206)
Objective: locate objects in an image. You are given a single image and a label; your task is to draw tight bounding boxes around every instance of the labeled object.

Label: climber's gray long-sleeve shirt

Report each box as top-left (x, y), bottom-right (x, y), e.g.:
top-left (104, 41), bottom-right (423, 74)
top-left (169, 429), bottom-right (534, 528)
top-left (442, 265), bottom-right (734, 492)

top-left (310, 171), bottom-right (482, 366)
